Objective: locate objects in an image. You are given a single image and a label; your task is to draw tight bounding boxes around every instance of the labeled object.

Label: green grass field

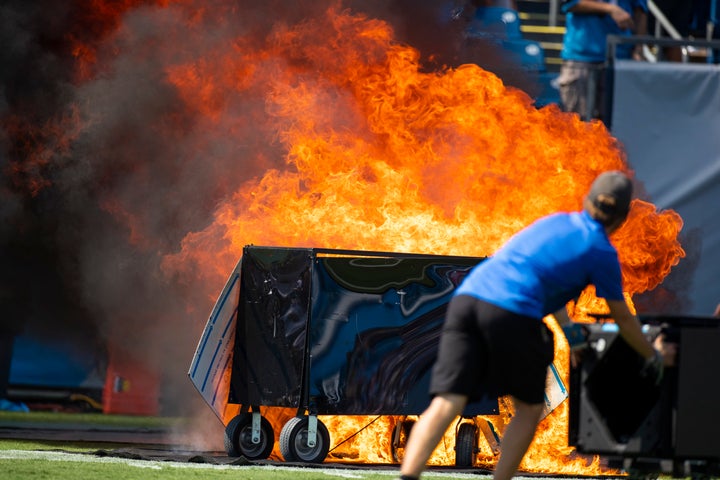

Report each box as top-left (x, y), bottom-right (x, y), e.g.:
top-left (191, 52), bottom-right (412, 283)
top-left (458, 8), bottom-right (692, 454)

top-left (4, 411), bottom-right (712, 480)
top-left (0, 411), bottom-right (487, 480)
top-left (0, 439), bottom-right (488, 480)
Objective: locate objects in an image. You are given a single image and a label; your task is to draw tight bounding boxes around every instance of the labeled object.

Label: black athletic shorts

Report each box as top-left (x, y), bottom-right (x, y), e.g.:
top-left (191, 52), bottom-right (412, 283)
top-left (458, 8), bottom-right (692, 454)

top-left (429, 295), bottom-right (555, 405)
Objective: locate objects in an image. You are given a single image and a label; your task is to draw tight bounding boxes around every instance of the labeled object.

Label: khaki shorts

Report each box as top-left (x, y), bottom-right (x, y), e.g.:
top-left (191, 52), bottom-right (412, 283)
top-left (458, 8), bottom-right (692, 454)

top-left (557, 61), bottom-right (606, 121)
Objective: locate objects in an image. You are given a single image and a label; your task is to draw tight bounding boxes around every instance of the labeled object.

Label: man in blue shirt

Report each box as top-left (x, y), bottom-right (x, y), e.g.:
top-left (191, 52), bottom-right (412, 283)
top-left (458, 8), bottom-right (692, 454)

top-left (398, 171), bottom-right (672, 480)
top-left (558, 0), bottom-right (648, 121)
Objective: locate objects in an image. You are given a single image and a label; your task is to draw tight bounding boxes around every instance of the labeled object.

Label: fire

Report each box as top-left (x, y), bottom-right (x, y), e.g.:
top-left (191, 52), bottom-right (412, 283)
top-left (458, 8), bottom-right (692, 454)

top-left (3, 107), bottom-right (83, 197)
top-left (66, 0), bottom-right (163, 81)
top-left (6, 0), bottom-right (684, 475)
top-left (160, 5), bottom-right (683, 475)
top-left (161, 6), bottom-right (683, 475)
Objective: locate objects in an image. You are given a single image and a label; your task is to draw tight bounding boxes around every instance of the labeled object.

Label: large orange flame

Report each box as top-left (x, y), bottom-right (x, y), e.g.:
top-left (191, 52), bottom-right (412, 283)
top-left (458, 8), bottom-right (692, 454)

top-left (159, 6), bottom-right (684, 475)
top-left (19, 0), bottom-right (682, 474)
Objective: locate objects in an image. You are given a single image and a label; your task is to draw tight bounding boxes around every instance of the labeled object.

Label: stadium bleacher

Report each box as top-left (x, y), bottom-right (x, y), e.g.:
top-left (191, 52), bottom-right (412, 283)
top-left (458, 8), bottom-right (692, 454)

top-left (464, 1), bottom-right (562, 107)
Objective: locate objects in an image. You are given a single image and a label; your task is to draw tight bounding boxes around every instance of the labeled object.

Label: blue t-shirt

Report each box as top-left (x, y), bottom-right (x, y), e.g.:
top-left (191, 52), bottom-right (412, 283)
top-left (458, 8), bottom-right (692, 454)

top-left (455, 210), bottom-right (625, 319)
top-left (561, 0), bottom-right (648, 62)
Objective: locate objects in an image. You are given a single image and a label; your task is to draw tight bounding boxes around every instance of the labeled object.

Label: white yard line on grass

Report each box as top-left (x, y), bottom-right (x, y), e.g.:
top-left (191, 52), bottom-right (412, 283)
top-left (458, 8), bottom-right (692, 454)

top-left (1, 449), bottom-right (166, 470)
top-left (0, 449), bottom-right (521, 479)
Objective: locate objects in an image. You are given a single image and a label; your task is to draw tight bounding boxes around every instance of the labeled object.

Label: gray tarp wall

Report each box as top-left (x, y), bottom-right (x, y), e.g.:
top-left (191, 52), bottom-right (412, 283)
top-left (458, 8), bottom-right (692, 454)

top-left (611, 59), bottom-right (720, 315)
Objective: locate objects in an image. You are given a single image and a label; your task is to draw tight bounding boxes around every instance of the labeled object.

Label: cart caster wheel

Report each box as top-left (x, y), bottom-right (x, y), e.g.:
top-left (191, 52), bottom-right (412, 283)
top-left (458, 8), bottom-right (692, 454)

top-left (455, 422), bottom-right (478, 467)
top-left (391, 419), bottom-right (415, 463)
top-left (279, 416), bottom-right (330, 463)
top-left (224, 413), bottom-right (274, 460)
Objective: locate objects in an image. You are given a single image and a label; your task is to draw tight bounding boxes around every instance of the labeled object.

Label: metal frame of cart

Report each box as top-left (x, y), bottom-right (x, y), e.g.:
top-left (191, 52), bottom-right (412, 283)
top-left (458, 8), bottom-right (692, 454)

top-left (189, 245), bottom-right (567, 464)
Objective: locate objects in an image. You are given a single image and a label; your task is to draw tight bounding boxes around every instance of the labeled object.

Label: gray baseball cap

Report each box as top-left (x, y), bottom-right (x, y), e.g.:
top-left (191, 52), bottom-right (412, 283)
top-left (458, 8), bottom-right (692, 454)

top-left (588, 170), bottom-right (633, 216)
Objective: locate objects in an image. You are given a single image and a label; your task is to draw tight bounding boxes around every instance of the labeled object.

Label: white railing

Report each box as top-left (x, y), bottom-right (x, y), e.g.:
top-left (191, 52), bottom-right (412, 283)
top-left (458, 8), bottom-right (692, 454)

top-left (648, 0), bottom-right (682, 40)
top-left (549, 0), bottom-right (558, 27)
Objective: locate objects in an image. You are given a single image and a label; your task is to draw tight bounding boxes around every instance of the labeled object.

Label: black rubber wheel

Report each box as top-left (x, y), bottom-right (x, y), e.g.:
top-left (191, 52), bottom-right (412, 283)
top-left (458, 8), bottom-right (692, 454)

top-left (223, 413), bottom-right (274, 460)
top-left (455, 422), bottom-right (478, 467)
top-left (391, 419), bottom-right (416, 463)
top-left (279, 416), bottom-right (330, 463)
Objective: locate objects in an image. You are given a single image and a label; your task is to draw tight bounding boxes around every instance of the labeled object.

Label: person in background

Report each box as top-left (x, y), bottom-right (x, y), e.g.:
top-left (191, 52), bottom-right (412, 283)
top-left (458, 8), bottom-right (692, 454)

top-left (648, 0), bottom-right (694, 61)
top-left (558, 0), bottom-right (648, 122)
top-left (397, 171), bottom-right (674, 480)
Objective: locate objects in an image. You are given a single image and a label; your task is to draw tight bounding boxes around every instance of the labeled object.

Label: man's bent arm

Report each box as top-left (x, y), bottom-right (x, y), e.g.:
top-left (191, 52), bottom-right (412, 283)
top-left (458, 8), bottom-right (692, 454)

top-left (606, 299), bottom-right (655, 359)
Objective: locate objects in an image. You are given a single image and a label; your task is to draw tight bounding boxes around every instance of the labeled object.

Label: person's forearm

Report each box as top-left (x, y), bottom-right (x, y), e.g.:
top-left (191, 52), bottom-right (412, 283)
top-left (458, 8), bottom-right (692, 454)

top-left (607, 299), bottom-right (655, 359)
top-left (615, 315), bottom-right (655, 359)
top-left (634, 10), bottom-right (647, 35)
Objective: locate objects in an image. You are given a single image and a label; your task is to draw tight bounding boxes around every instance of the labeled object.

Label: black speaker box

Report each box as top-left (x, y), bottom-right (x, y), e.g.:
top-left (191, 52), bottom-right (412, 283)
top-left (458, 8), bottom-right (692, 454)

top-left (569, 315), bottom-right (720, 475)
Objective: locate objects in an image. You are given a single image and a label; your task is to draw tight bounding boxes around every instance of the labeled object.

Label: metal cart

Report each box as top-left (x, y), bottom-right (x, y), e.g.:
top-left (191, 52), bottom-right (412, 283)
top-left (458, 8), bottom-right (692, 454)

top-left (190, 245), bottom-right (566, 464)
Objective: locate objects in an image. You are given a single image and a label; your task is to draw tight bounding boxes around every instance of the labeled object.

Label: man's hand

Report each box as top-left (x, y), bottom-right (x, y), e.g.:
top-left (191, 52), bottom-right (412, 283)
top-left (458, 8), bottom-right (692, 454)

top-left (640, 348), bottom-right (664, 385)
top-left (609, 5), bottom-right (634, 30)
top-left (640, 336), bottom-right (677, 386)
top-left (654, 334), bottom-right (677, 367)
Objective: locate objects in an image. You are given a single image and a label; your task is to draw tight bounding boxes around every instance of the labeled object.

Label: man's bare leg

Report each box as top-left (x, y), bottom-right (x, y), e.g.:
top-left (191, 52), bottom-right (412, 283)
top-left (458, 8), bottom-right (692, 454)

top-left (493, 397), bottom-right (544, 480)
top-left (399, 393), bottom-right (467, 478)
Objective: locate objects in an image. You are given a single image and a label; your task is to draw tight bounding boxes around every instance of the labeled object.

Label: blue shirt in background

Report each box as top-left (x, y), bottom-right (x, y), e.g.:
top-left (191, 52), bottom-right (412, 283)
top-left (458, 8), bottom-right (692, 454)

top-left (561, 0), bottom-right (648, 62)
top-left (455, 210), bottom-right (625, 319)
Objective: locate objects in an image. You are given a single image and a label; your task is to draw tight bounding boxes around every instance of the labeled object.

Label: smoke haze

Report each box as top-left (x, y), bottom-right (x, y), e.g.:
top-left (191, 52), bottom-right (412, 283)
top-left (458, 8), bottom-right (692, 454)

top-left (1, 0), bottom-right (540, 421)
